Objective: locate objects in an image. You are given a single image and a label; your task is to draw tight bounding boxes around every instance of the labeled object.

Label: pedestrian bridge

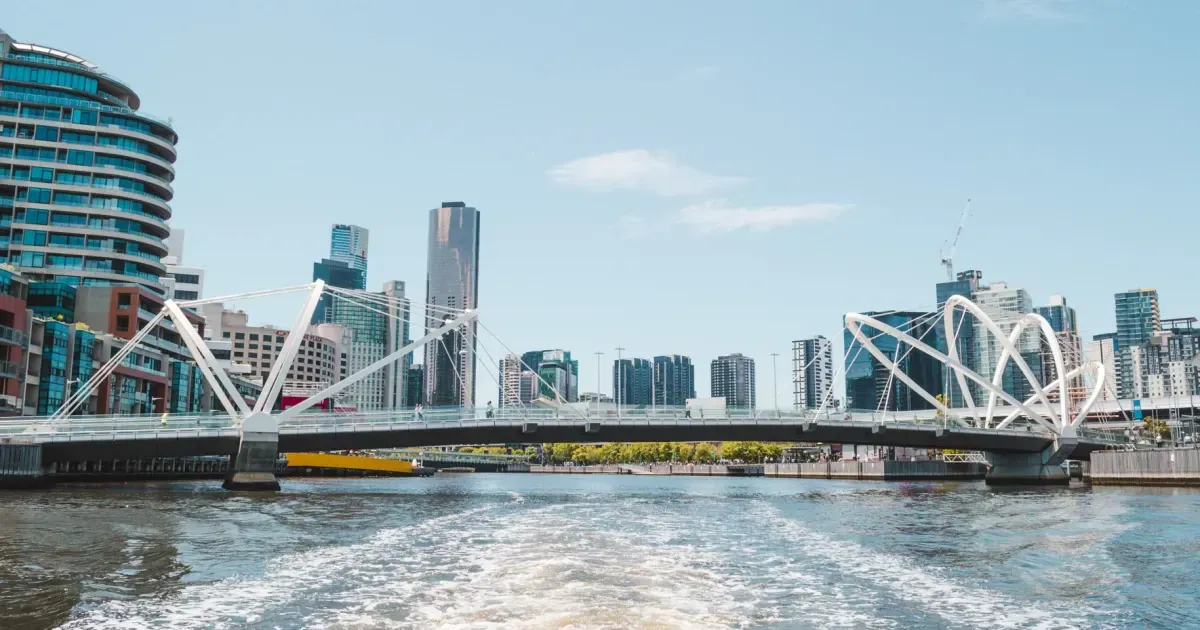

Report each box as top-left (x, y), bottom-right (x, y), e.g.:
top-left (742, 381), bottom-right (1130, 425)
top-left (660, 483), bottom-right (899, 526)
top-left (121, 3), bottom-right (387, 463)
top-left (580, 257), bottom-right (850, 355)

top-left (0, 283), bottom-right (1141, 488)
top-left (0, 406), bottom-right (1127, 464)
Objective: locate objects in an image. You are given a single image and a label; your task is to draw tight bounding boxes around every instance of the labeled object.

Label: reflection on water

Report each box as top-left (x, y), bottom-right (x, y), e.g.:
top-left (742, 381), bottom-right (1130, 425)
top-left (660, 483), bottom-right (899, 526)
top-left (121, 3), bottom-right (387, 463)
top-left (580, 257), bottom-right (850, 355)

top-left (1, 477), bottom-right (1199, 629)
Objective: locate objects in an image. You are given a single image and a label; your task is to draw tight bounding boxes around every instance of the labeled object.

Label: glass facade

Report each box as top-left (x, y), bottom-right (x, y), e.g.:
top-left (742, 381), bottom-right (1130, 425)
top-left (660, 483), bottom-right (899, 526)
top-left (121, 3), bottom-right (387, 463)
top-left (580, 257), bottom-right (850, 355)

top-left (653, 354), bottom-right (695, 406)
top-left (168, 360), bottom-right (203, 413)
top-left (311, 258), bottom-right (365, 324)
top-left (424, 202), bottom-right (480, 407)
top-left (844, 312), bottom-right (942, 412)
top-left (1114, 288), bottom-right (1160, 397)
top-left (330, 292), bottom-right (388, 411)
top-left (613, 357), bottom-right (652, 407)
top-left (37, 319), bottom-right (70, 414)
top-left (0, 31), bottom-right (177, 295)
top-left (330, 224), bottom-right (368, 279)
top-left (934, 270), bottom-right (981, 408)
top-left (27, 280), bottom-right (75, 321)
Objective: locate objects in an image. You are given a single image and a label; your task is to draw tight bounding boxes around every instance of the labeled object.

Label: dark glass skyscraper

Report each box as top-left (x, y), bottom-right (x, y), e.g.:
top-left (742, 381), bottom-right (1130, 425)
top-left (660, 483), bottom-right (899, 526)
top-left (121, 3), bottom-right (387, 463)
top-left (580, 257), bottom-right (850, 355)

top-left (0, 29), bottom-right (179, 294)
top-left (311, 258), bottom-right (365, 324)
top-left (424, 202), bottom-right (480, 407)
top-left (934, 269), bottom-right (981, 407)
top-left (613, 357), bottom-right (651, 407)
top-left (844, 311), bottom-right (942, 412)
top-left (653, 354), bottom-right (694, 406)
top-left (1114, 288), bottom-right (1160, 397)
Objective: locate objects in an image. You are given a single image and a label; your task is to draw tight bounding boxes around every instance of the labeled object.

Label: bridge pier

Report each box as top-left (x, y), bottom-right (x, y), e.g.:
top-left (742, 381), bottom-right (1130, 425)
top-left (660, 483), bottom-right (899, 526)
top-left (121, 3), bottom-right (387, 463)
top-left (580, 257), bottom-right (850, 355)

top-left (223, 412), bottom-right (281, 491)
top-left (0, 442), bottom-right (54, 489)
top-left (985, 426), bottom-right (1077, 486)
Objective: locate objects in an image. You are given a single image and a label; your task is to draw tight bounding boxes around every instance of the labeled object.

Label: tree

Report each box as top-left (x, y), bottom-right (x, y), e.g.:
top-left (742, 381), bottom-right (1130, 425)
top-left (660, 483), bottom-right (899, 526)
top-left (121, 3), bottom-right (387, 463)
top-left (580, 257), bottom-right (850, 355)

top-left (935, 393), bottom-right (949, 420)
top-left (1142, 418), bottom-right (1171, 440)
top-left (693, 442), bottom-right (717, 463)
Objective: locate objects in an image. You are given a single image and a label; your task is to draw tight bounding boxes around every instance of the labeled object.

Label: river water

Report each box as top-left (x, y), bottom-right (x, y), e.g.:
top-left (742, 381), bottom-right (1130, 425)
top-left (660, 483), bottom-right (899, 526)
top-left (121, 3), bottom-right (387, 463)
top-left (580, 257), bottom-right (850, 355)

top-left (1, 476), bottom-right (1198, 629)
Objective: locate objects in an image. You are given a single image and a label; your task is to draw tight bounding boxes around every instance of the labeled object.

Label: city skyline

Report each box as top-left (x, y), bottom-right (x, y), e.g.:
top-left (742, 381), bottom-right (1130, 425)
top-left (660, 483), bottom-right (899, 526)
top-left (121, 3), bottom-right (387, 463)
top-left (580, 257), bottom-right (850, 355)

top-left (3, 3), bottom-right (1197, 406)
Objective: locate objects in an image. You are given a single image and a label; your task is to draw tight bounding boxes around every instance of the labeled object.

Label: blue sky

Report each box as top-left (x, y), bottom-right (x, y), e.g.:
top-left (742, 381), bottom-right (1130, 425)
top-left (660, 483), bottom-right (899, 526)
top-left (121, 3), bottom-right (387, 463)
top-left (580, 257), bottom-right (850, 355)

top-left (5, 0), bottom-right (1198, 404)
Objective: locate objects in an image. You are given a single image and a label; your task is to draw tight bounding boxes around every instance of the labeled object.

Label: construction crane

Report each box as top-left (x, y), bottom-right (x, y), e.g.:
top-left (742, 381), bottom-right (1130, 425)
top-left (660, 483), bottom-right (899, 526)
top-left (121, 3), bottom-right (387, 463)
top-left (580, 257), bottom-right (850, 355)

top-left (939, 199), bottom-right (971, 282)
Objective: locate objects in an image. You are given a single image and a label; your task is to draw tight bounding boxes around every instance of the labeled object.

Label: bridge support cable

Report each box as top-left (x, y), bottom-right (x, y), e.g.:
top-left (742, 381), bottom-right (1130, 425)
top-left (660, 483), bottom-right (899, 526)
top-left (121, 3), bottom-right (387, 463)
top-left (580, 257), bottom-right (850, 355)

top-left (255, 281), bottom-right (326, 413)
top-left (882, 310), bottom-right (946, 424)
top-left (279, 308), bottom-right (479, 419)
top-left (164, 299), bottom-right (254, 419)
top-left (817, 305), bottom-right (944, 420)
top-left (467, 327), bottom-right (520, 415)
top-left (993, 362), bottom-right (1107, 430)
top-left (51, 308), bottom-right (170, 420)
top-left (175, 283), bottom-right (318, 308)
top-left (475, 319), bottom-right (591, 423)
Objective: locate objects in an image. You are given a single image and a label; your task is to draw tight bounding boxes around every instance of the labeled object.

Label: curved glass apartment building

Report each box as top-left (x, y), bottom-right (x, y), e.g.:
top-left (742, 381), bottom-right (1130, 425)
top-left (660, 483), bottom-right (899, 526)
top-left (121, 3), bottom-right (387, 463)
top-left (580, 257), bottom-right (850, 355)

top-left (0, 29), bottom-right (177, 294)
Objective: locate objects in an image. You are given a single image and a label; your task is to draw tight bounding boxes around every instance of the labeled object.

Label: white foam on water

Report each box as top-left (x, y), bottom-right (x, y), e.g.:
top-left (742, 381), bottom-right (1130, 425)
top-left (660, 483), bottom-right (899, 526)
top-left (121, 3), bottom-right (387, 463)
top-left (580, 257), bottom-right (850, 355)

top-left (304, 498), bottom-right (897, 629)
top-left (750, 501), bottom-right (1113, 630)
top-left (58, 503), bottom-right (507, 630)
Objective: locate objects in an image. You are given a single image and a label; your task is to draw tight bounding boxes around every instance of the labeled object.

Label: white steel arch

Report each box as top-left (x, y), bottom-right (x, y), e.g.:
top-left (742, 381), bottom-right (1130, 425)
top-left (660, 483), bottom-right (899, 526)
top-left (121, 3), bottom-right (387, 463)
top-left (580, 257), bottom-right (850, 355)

top-left (847, 295), bottom-right (1107, 435)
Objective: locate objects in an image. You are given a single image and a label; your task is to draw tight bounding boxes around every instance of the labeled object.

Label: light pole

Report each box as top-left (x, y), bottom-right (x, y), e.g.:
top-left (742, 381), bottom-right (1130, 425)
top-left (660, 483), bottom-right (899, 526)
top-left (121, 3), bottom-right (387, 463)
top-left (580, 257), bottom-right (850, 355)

top-left (65, 378), bottom-right (80, 415)
top-left (615, 346), bottom-right (625, 417)
top-left (770, 352), bottom-right (780, 416)
top-left (594, 351), bottom-right (603, 411)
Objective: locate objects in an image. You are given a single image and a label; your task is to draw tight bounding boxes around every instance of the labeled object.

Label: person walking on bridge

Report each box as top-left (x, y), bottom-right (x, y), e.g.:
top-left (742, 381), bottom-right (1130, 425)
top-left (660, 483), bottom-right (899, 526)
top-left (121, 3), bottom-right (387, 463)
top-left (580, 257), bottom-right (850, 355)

top-left (486, 401), bottom-right (495, 419)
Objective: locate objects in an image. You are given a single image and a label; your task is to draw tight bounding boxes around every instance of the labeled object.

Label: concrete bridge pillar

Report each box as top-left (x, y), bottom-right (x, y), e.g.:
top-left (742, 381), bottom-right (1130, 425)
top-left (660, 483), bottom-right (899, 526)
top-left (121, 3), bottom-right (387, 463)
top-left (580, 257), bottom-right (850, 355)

top-left (985, 426), bottom-right (1078, 486)
top-left (223, 412), bottom-right (281, 491)
top-left (0, 442), bottom-right (53, 489)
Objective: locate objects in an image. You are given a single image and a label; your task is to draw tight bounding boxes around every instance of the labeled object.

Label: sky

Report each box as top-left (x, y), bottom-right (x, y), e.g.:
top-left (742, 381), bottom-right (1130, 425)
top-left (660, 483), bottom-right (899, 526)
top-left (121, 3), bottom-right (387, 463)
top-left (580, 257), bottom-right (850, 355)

top-left (4, 0), bottom-right (1199, 405)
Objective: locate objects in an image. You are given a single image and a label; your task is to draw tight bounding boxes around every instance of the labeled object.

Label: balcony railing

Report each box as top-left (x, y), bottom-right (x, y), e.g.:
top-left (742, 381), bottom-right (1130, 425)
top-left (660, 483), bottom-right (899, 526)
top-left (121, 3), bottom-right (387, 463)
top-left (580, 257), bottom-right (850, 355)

top-left (0, 360), bottom-right (22, 379)
top-left (0, 324), bottom-right (28, 347)
top-left (1, 53), bottom-right (133, 89)
top-left (0, 89), bottom-right (173, 130)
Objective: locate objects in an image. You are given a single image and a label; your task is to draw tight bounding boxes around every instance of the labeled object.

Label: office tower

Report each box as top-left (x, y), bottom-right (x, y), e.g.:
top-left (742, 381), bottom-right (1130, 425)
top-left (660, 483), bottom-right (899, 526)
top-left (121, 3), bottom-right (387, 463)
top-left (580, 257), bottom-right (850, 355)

top-left (613, 357), bottom-right (652, 407)
top-left (973, 281), bottom-right (1039, 401)
top-left (424, 201), bottom-right (480, 407)
top-left (935, 270), bottom-right (982, 407)
top-left (791, 336), bottom-right (833, 409)
top-left (1084, 333), bottom-right (1119, 401)
top-left (515, 349), bottom-right (578, 402)
top-left (0, 30), bottom-right (179, 294)
top-left (498, 354), bottom-right (523, 406)
top-left (1138, 318), bottom-right (1200, 398)
top-left (1114, 288), bottom-right (1160, 397)
top-left (844, 312), bottom-right (942, 411)
top-left (1034, 295), bottom-right (1084, 404)
top-left (329, 291), bottom-right (388, 411)
top-left (330, 224), bottom-right (368, 281)
top-left (653, 354), bottom-right (695, 407)
top-left (405, 364), bottom-right (424, 407)
top-left (312, 258), bottom-right (365, 324)
top-left (382, 280), bottom-right (411, 408)
top-left (711, 353), bottom-right (756, 409)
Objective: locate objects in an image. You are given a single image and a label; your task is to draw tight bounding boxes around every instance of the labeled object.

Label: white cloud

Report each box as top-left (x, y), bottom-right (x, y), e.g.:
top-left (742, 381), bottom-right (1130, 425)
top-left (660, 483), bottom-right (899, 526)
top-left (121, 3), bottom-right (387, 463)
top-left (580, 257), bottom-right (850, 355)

top-left (676, 199), bottom-right (851, 233)
top-left (548, 150), bottom-right (745, 197)
top-left (978, 0), bottom-right (1082, 22)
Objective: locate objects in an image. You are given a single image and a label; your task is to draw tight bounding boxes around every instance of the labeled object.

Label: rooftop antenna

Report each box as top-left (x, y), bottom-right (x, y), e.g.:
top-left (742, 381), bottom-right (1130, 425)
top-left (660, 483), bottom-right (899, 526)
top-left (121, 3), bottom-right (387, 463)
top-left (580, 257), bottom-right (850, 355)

top-left (939, 199), bottom-right (971, 281)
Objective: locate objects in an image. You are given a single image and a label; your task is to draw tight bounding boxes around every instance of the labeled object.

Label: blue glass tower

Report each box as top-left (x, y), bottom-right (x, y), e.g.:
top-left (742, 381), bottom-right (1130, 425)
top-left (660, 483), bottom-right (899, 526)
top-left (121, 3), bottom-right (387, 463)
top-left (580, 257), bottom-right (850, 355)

top-left (934, 269), bottom-right (981, 408)
top-left (330, 224), bottom-right (368, 282)
top-left (844, 311), bottom-right (943, 412)
top-left (0, 30), bottom-right (179, 294)
top-left (1114, 288), bottom-right (1160, 397)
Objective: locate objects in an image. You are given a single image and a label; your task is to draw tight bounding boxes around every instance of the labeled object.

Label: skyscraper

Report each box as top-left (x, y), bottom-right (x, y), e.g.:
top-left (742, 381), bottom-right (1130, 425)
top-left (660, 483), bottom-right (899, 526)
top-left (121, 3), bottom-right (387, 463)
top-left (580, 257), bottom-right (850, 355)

top-left (613, 358), bottom-right (652, 407)
top-left (1034, 295), bottom-right (1083, 404)
top-left (0, 30), bottom-right (179, 294)
top-left (791, 336), bottom-right (833, 410)
top-left (711, 353), bottom-right (756, 409)
top-left (1114, 288), bottom-right (1160, 398)
top-left (935, 270), bottom-right (982, 407)
top-left (844, 312), bottom-right (941, 411)
top-left (424, 202), bottom-right (480, 407)
top-left (973, 281), bottom-right (1039, 402)
top-left (311, 258), bottom-right (365, 324)
top-left (382, 280), bottom-right (411, 408)
top-left (1084, 333), bottom-right (1118, 401)
top-left (330, 224), bottom-right (368, 281)
top-left (653, 355), bottom-right (695, 406)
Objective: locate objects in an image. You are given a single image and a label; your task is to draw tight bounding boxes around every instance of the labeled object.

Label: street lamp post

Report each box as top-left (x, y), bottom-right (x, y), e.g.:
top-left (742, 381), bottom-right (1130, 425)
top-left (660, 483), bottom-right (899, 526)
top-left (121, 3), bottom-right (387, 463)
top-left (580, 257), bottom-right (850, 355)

top-left (594, 351), bottom-right (603, 411)
top-left (770, 352), bottom-right (780, 416)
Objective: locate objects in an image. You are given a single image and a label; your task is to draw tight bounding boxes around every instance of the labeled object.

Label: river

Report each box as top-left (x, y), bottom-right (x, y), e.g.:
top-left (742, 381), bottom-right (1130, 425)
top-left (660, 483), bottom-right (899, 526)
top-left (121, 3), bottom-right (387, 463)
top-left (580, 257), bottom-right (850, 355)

top-left (0, 475), bottom-right (1198, 629)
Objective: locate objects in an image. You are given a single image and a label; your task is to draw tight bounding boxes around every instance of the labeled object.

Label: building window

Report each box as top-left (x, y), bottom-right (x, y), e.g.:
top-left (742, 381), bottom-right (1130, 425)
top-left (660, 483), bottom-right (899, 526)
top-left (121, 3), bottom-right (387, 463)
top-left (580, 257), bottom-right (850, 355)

top-left (234, 332), bottom-right (244, 339)
top-left (233, 351), bottom-right (243, 358)
top-left (222, 331), bottom-right (230, 338)
top-left (234, 342), bottom-right (243, 349)
top-left (115, 315), bottom-right (129, 331)
top-left (249, 333), bottom-right (258, 341)
top-left (117, 293), bottom-right (131, 308)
